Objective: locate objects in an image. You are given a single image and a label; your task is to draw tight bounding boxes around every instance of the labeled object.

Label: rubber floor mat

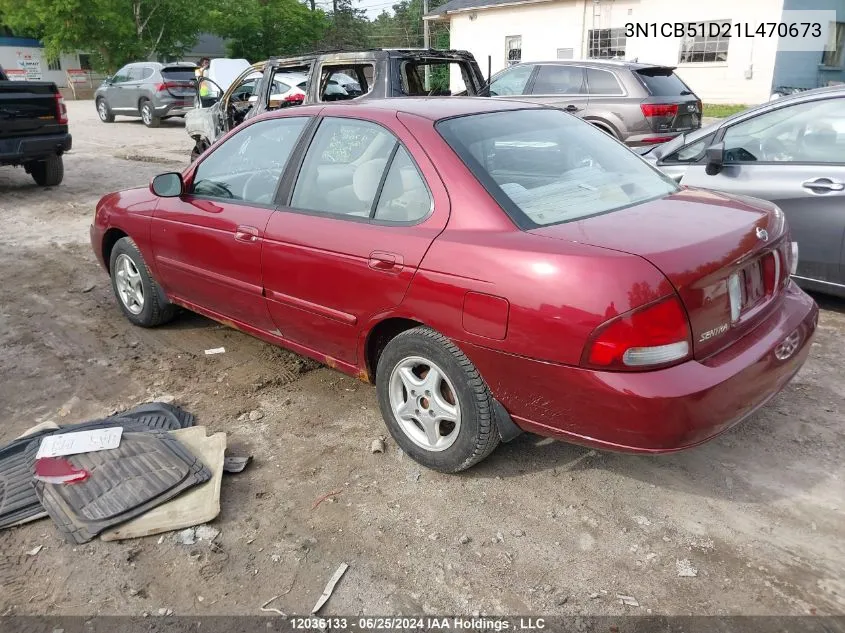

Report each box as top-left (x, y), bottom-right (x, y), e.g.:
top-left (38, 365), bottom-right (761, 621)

top-left (31, 431), bottom-right (211, 544)
top-left (0, 404), bottom-right (195, 531)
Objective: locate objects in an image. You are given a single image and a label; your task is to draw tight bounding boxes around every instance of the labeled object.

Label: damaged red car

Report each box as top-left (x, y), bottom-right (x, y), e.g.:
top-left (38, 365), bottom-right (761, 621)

top-left (90, 98), bottom-right (818, 472)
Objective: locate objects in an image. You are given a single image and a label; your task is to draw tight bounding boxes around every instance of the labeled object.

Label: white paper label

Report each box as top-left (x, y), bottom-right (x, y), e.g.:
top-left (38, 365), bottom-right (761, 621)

top-left (36, 427), bottom-right (123, 459)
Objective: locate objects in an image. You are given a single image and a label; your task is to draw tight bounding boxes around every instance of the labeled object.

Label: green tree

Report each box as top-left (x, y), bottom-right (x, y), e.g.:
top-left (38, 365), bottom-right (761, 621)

top-left (321, 0), bottom-right (369, 50)
top-left (209, 0), bottom-right (328, 61)
top-left (0, 0), bottom-right (207, 72)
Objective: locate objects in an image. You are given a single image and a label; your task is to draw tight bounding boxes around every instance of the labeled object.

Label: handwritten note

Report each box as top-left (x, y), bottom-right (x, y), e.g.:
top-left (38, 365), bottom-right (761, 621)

top-left (36, 428), bottom-right (123, 459)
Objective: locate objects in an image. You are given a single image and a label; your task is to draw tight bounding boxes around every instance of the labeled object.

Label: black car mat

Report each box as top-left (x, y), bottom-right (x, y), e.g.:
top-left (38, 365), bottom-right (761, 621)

top-left (0, 403), bottom-right (196, 530)
top-left (29, 431), bottom-right (211, 544)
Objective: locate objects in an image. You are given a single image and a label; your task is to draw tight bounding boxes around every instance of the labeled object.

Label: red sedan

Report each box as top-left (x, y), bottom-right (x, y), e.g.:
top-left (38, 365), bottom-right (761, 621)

top-left (90, 98), bottom-right (818, 472)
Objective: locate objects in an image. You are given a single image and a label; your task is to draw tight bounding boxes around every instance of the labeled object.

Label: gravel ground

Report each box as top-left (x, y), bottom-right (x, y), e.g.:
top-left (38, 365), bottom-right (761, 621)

top-left (0, 101), bottom-right (843, 618)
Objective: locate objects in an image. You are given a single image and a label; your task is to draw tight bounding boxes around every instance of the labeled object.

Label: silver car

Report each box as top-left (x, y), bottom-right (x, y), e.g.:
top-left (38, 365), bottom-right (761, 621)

top-left (95, 62), bottom-right (197, 128)
top-left (486, 60), bottom-right (702, 146)
top-left (640, 86), bottom-right (845, 297)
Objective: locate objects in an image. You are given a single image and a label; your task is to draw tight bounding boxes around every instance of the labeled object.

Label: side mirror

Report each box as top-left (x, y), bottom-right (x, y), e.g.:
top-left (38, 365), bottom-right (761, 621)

top-left (151, 172), bottom-right (183, 197)
top-left (705, 142), bottom-right (725, 175)
top-left (103, 75), bottom-right (113, 84)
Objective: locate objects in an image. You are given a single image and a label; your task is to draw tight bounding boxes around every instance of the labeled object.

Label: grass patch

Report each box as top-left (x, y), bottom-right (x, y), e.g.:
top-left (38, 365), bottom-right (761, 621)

top-left (702, 103), bottom-right (748, 118)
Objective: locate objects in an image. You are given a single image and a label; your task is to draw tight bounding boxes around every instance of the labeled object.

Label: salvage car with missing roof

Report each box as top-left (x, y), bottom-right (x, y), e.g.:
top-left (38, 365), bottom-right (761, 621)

top-left (92, 98), bottom-right (818, 472)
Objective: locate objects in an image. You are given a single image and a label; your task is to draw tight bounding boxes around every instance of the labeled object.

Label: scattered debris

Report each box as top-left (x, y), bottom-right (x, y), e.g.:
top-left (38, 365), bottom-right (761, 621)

top-left (157, 535), bottom-right (165, 545)
top-left (370, 438), bottom-right (386, 454)
top-left (25, 545), bottom-right (43, 556)
top-left (311, 563), bottom-right (349, 614)
top-left (80, 283), bottom-right (96, 293)
top-left (407, 469), bottom-right (421, 482)
top-left (676, 558), bottom-right (699, 577)
top-left (511, 529), bottom-right (526, 537)
top-left (157, 395), bottom-right (176, 405)
top-left (645, 552), bottom-right (657, 561)
top-left (589, 592), bottom-right (601, 599)
top-left (260, 595), bottom-right (287, 617)
top-left (617, 594), bottom-right (639, 607)
top-left (34, 457), bottom-right (90, 484)
top-left (157, 608), bottom-right (173, 617)
top-left (311, 489), bottom-right (342, 510)
top-left (247, 410), bottom-right (264, 422)
top-left (222, 455), bottom-right (252, 474)
top-left (632, 515), bottom-right (651, 526)
top-left (428, 533), bottom-right (439, 541)
top-left (176, 528), bottom-right (198, 546)
top-left (204, 347), bottom-right (226, 355)
top-left (557, 595), bottom-right (569, 605)
top-left (459, 535), bottom-right (471, 545)
top-left (195, 524), bottom-right (221, 541)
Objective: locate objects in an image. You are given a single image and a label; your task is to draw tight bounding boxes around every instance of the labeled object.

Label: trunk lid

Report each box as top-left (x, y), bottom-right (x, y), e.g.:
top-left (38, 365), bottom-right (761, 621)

top-left (0, 81), bottom-right (63, 138)
top-left (529, 188), bottom-right (790, 360)
top-left (636, 66), bottom-right (701, 134)
top-left (160, 67), bottom-right (197, 99)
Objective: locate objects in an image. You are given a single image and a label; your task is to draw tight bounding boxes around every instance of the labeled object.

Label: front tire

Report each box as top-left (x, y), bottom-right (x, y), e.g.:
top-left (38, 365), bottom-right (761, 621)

top-left (190, 138), bottom-right (210, 163)
top-left (109, 237), bottom-right (176, 327)
top-left (140, 100), bottom-right (160, 128)
top-left (376, 326), bottom-right (500, 472)
top-left (97, 98), bottom-right (115, 122)
top-left (27, 155), bottom-right (63, 186)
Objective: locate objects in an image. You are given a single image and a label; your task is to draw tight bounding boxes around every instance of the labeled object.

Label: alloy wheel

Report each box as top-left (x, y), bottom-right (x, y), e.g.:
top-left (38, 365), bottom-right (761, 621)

top-left (114, 253), bottom-right (144, 315)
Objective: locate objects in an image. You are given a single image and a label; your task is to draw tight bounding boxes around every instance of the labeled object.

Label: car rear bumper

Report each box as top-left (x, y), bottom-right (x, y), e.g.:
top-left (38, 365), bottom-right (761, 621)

top-left (463, 281), bottom-right (818, 452)
top-left (0, 132), bottom-right (72, 164)
top-left (154, 100), bottom-right (193, 117)
top-left (624, 131), bottom-right (685, 147)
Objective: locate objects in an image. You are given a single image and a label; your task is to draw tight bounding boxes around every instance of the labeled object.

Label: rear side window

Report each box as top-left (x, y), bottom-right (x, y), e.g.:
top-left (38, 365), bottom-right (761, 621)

top-left (663, 133), bottom-right (715, 163)
top-left (636, 68), bottom-right (693, 96)
top-left (587, 68), bottom-right (623, 95)
top-left (161, 67), bottom-right (197, 82)
top-left (530, 65), bottom-right (585, 95)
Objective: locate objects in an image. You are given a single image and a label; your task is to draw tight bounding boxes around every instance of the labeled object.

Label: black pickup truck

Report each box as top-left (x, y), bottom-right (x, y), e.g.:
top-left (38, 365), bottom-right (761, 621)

top-left (0, 66), bottom-right (72, 186)
top-left (186, 49), bottom-right (486, 160)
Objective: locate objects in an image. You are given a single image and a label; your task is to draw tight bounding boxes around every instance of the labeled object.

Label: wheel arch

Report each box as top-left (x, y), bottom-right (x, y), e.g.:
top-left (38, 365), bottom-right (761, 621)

top-left (364, 317), bottom-right (425, 383)
top-left (102, 228), bottom-right (129, 273)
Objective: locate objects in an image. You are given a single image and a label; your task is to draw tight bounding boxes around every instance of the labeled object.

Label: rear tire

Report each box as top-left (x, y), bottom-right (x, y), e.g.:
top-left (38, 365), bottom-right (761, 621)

top-left (140, 100), bottom-right (160, 128)
top-left (109, 237), bottom-right (176, 327)
top-left (190, 138), bottom-right (210, 163)
top-left (97, 98), bottom-right (115, 122)
top-left (376, 326), bottom-right (500, 472)
top-left (27, 155), bottom-right (63, 187)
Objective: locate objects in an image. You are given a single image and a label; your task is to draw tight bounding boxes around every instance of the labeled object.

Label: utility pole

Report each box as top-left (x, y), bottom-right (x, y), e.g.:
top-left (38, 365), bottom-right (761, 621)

top-left (423, 0), bottom-right (430, 89)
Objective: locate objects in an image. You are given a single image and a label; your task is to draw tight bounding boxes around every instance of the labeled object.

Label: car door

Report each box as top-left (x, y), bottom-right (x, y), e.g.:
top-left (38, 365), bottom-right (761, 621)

top-left (524, 64), bottom-right (589, 116)
top-left (150, 115), bottom-right (311, 329)
top-left (681, 96), bottom-right (845, 287)
top-left (124, 66), bottom-right (147, 113)
top-left (262, 111), bottom-right (450, 365)
top-left (107, 65), bottom-right (133, 110)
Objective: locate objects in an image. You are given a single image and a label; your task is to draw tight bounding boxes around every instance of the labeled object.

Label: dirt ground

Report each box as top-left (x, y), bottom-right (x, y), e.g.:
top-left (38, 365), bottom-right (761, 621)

top-left (0, 100), bottom-right (843, 618)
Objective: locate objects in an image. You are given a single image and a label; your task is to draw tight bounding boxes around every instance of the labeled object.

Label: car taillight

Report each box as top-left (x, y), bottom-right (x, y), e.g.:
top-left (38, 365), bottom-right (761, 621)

top-left (156, 82), bottom-right (181, 92)
top-left (641, 136), bottom-right (675, 144)
top-left (640, 103), bottom-right (678, 118)
top-left (54, 93), bottom-right (68, 124)
top-left (581, 295), bottom-right (692, 371)
top-left (284, 94), bottom-right (303, 103)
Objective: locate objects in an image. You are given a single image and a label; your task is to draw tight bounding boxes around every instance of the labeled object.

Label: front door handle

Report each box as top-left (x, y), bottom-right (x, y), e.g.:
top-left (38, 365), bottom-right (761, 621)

top-left (368, 251), bottom-right (403, 273)
top-left (563, 104), bottom-right (580, 113)
top-left (234, 225), bottom-right (259, 242)
top-left (802, 177), bottom-right (845, 193)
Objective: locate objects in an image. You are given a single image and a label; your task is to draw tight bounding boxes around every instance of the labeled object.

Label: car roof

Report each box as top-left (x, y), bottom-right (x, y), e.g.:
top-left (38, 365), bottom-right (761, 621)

top-left (515, 59), bottom-right (675, 71)
top-left (270, 97), bottom-right (546, 121)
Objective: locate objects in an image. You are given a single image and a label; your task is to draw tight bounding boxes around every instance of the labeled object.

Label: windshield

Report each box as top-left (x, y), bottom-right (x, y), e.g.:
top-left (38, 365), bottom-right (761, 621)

top-left (437, 109), bottom-right (679, 228)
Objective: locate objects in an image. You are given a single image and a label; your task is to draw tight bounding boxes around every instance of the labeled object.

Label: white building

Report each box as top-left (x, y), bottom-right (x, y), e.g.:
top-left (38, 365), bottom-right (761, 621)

top-left (426, 0), bottom-right (845, 104)
top-left (0, 36), bottom-right (83, 87)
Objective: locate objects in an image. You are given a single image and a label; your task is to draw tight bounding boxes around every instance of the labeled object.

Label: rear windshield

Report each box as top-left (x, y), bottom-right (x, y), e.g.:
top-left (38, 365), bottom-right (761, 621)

top-left (636, 68), bottom-right (693, 97)
top-left (161, 67), bottom-right (196, 82)
top-left (436, 109), bottom-right (679, 228)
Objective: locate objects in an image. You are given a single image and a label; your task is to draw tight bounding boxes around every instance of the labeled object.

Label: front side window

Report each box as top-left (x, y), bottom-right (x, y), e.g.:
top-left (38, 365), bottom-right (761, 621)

top-left (291, 117), bottom-right (431, 222)
top-left (722, 98), bottom-right (845, 164)
top-left (663, 133), bottom-right (716, 163)
top-left (112, 66), bottom-right (131, 83)
top-left (588, 28), bottom-right (626, 59)
top-left (488, 64), bottom-right (534, 96)
top-left (679, 20), bottom-right (731, 63)
top-left (192, 117), bottom-right (309, 205)
top-left (437, 109), bottom-right (678, 228)
top-left (530, 65), bottom-right (585, 95)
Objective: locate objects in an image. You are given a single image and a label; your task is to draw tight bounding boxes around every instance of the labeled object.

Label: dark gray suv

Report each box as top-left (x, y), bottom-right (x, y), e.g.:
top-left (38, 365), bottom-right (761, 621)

top-left (487, 60), bottom-right (701, 146)
top-left (95, 62), bottom-right (196, 128)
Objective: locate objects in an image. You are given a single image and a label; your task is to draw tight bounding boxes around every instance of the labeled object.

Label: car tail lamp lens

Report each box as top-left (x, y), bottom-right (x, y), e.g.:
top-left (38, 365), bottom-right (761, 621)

top-left (581, 295), bottom-right (692, 371)
top-left (641, 103), bottom-right (678, 118)
top-left (54, 93), bottom-right (68, 124)
top-left (641, 136), bottom-right (675, 144)
top-left (156, 82), bottom-right (182, 92)
top-left (284, 94), bottom-right (304, 103)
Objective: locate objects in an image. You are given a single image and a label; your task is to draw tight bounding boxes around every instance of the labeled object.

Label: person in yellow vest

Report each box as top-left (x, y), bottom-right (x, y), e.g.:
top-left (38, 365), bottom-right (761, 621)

top-left (196, 57), bottom-right (212, 106)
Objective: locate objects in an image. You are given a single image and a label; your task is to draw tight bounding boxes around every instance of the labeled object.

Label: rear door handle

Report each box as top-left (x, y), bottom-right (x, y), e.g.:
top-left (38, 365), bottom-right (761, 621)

top-left (563, 105), bottom-right (580, 113)
top-left (368, 251), bottom-right (403, 273)
top-left (234, 225), bottom-right (259, 242)
top-left (802, 178), bottom-right (845, 193)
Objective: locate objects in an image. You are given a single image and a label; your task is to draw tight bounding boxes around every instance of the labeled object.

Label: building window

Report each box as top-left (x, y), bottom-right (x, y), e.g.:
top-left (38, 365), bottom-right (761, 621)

top-left (78, 54), bottom-right (93, 70)
top-left (679, 20), bottom-right (731, 63)
top-left (822, 22), bottom-right (845, 67)
top-left (588, 28), bottom-right (626, 59)
top-left (47, 57), bottom-right (61, 71)
top-left (505, 35), bottom-right (521, 66)
top-left (557, 48), bottom-right (574, 60)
